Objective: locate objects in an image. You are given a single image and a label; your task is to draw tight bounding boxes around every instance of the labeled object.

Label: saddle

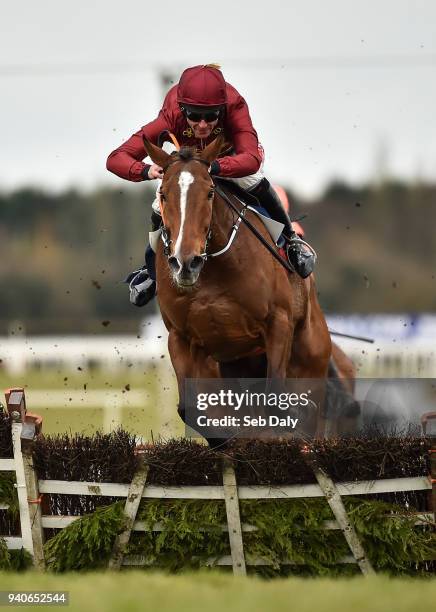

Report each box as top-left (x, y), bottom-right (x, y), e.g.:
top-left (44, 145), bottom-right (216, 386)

top-left (214, 178), bottom-right (261, 209)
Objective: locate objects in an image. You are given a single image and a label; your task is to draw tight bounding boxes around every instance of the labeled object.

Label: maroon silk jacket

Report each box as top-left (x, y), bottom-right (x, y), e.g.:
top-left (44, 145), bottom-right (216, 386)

top-left (106, 82), bottom-right (262, 181)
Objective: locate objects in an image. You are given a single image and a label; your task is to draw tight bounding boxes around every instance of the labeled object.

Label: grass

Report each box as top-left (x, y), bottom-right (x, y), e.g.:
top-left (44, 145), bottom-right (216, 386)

top-left (0, 571), bottom-right (435, 612)
top-left (0, 366), bottom-right (164, 392)
top-left (0, 367), bottom-right (181, 439)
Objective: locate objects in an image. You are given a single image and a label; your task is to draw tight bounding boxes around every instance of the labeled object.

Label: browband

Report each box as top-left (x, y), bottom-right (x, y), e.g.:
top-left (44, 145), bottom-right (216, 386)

top-left (164, 156), bottom-right (211, 174)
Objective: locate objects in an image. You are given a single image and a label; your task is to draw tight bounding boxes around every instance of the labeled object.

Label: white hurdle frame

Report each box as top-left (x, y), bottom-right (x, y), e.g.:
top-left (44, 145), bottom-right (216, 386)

top-left (0, 388), bottom-right (434, 573)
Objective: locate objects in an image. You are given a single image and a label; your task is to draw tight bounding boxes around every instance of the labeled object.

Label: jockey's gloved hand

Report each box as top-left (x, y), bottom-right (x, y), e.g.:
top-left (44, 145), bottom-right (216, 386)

top-left (209, 160), bottom-right (221, 176)
top-left (148, 164), bottom-right (164, 180)
top-left (142, 164), bottom-right (164, 180)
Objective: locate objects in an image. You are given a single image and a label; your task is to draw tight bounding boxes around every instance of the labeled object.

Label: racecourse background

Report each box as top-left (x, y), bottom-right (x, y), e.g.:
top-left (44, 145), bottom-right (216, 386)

top-left (1, 313), bottom-right (434, 437)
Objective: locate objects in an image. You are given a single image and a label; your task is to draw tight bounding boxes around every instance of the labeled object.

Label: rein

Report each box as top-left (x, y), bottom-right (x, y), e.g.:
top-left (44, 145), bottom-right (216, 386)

top-left (213, 183), bottom-right (296, 274)
top-left (159, 149), bottom-right (295, 275)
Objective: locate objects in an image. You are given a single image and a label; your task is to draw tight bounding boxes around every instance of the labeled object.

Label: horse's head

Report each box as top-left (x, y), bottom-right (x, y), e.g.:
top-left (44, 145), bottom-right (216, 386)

top-left (143, 136), bottom-right (224, 288)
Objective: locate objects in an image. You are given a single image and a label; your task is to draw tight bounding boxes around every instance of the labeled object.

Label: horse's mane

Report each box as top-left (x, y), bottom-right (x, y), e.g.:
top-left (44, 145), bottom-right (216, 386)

top-left (177, 146), bottom-right (199, 162)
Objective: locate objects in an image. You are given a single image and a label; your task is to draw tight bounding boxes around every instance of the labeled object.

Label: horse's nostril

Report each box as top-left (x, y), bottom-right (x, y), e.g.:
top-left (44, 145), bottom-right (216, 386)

top-left (168, 256), bottom-right (181, 273)
top-left (188, 256), bottom-right (204, 273)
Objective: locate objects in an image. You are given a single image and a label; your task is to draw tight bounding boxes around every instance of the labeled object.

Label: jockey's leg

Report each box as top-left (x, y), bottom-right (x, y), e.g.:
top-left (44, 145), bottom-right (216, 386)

top-left (248, 178), bottom-right (316, 279)
top-left (249, 178), bottom-right (294, 237)
top-left (124, 199), bottom-right (161, 307)
top-left (126, 140), bottom-right (181, 306)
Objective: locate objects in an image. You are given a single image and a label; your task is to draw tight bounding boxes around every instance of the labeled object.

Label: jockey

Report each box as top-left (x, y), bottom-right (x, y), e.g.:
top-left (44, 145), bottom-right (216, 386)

top-left (106, 64), bottom-right (315, 306)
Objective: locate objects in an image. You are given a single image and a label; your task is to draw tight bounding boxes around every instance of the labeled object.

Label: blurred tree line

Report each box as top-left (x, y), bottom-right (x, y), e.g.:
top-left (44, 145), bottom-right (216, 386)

top-left (292, 178), bottom-right (436, 316)
top-left (0, 178), bottom-right (435, 334)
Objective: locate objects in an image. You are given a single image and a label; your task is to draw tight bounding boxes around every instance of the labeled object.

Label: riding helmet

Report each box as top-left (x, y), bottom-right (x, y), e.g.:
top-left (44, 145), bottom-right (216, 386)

top-left (177, 64), bottom-right (227, 108)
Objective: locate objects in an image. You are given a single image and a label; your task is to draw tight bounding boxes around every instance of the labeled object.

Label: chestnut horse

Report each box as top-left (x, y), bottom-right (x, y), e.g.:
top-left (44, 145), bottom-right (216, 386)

top-left (142, 137), bottom-right (332, 443)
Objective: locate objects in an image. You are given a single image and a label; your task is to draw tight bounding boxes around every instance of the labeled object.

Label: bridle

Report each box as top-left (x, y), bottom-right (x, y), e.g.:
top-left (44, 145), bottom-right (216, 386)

top-left (158, 155), bottom-right (245, 263)
top-left (157, 151), bottom-right (297, 275)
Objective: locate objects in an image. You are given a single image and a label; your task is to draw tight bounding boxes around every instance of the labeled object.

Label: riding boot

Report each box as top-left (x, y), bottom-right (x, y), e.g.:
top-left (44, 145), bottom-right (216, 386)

top-left (123, 210), bottom-right (161, 307)
top-left (248, 178), bottom-right (316, 279)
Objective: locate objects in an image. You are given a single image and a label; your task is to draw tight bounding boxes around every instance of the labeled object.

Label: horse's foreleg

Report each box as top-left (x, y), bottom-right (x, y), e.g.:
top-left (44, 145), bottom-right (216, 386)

top-left (289, 322), bottom-right (331, 438)
top-left (263, 310), bottom-right (294, 424)
top-left (167, 329), bottom-right (219, 422)
top-left (264, 310), bottom-right (293, 380)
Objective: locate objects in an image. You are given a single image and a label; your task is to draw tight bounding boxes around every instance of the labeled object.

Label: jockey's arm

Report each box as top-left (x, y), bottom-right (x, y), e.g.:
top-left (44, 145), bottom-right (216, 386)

top-left (106, 112), bottom-right (169, 182)
top-left (214, 97), bottom-right (263, 178)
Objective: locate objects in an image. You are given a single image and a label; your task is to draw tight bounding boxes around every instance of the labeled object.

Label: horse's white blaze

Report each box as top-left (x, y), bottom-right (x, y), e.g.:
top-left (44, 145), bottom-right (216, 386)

top-left (174, 171), bottom-right (195, 260)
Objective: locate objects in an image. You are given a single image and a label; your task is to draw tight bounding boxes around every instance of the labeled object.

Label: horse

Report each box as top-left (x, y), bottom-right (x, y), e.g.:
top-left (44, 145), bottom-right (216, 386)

top-left (327, 342), bottom-right (361, 436)
top-left (142, 137), bottom-right (332, 445)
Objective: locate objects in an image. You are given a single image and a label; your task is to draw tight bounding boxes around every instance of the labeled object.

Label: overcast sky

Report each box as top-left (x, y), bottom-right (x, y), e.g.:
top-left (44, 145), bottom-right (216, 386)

top-left (1, 0), bottom-right (436, 197)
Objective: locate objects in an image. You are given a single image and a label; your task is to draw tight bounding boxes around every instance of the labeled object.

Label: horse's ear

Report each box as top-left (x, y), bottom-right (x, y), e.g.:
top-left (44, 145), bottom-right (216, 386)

top-left (200, 135), bottom-right (227, 164)
top-left (142, 137), bottom-right (172, 169)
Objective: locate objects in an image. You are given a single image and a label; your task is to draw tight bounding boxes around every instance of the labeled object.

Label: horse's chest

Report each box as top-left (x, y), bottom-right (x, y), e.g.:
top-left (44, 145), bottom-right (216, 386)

top-left (185, 296), bottom-right (264, 356)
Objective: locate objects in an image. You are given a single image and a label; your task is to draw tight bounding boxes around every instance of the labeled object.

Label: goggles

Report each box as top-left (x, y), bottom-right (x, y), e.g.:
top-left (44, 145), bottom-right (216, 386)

top-left (182, 107), bottom-right (221, 123)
